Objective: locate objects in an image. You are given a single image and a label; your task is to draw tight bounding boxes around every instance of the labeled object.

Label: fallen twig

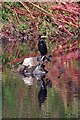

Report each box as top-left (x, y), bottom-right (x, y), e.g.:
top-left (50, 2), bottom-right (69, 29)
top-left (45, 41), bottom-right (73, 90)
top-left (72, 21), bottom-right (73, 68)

top-left (18, 1), bottom-right (35, 19)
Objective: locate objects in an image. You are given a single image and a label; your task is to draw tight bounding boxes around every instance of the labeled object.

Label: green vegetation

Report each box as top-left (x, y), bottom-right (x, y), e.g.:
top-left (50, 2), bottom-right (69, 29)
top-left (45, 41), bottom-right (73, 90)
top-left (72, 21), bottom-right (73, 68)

top-left (1, 2), bottom-right (79, 119)
top-left (0, 2), bottom-right (79, 68)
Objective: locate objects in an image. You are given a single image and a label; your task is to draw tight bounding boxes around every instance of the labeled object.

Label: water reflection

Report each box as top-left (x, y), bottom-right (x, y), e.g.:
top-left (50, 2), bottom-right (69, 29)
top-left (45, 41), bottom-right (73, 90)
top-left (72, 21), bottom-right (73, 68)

top-left (38, 78), bottom-right (47, 107)
top-left (2, 60), bottom-right (79, 118)
top-left (21, 72), bottom-right (52, 107)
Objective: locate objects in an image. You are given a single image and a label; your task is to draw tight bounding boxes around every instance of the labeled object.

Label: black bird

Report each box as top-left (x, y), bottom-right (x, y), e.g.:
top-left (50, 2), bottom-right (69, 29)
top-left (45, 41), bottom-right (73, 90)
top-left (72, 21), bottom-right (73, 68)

top-left (38, 36), bottom-right (47, 56)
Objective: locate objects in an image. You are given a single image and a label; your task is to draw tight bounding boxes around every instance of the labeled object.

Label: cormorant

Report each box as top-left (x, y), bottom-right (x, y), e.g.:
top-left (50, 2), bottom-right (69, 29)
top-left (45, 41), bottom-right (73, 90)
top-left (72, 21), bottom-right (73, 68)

top-left (38, 36), bottom-right (47, 56)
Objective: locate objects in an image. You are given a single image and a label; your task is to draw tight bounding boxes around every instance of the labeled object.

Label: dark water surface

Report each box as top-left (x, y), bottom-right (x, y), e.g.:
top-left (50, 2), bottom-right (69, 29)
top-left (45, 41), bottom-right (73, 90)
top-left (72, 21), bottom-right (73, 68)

top-left (2, 60), bottom-right (79, 118)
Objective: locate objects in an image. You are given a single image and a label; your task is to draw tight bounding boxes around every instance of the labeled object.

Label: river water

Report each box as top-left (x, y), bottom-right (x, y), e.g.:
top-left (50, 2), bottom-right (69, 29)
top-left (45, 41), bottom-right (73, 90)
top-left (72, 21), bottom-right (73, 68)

top-left (2, 60), bottom-right (79, 118)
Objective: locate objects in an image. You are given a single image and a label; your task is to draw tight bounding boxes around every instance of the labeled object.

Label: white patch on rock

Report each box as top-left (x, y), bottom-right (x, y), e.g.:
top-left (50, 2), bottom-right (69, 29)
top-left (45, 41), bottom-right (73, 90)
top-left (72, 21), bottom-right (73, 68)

top-left (22, 57), bottom-right (39, 68)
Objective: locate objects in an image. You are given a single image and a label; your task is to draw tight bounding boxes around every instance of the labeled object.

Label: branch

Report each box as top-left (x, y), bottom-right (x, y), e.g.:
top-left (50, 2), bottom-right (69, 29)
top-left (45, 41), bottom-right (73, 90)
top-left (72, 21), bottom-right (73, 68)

top-left (18, 1), bottom-right (34, 19)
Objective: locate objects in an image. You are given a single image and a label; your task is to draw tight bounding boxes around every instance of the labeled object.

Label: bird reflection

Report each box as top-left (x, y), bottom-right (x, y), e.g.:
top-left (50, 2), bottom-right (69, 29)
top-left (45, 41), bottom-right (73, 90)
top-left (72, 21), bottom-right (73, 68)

top-left (38, 75), bottom-right (52, 107)
top-left (38, 78), bottom-right (47, 107)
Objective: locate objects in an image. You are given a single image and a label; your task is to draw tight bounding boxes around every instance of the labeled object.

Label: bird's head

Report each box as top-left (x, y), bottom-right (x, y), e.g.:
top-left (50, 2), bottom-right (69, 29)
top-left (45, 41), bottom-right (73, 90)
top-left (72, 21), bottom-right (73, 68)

top-left (38, 35), bottom-right (47, 41)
